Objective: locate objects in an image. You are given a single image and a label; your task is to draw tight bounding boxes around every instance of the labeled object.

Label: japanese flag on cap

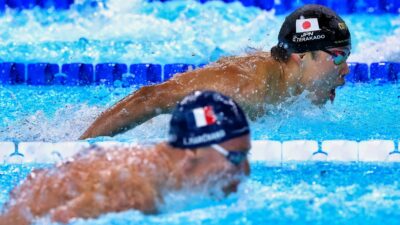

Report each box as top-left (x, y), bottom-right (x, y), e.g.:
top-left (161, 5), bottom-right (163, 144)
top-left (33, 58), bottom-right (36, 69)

top-left (296, 18), bottom-right (320, 33)
top-left (192, 106), bottom-right (217, 127)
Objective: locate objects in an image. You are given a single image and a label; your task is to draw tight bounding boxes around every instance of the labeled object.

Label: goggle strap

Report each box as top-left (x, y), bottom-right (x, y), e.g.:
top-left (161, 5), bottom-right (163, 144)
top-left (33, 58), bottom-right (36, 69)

top-left (211, 144), bottom-right (229, 156)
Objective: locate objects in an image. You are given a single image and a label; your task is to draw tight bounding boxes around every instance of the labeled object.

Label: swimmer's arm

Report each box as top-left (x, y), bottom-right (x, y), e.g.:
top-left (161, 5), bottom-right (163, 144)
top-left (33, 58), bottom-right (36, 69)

top-left (79, 78), bottom-right (193, 139)
top-left (79, 63), bottom-right (256, 139)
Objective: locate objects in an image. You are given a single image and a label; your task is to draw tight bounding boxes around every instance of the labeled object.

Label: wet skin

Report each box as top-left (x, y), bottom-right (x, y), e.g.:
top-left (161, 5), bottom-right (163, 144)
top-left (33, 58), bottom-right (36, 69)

top-left (297, 46), bottom-right (351, 104)
top-left (0, 135), bottom-right (250, 225)
top-left (79, 49), bottom-right (350, 140)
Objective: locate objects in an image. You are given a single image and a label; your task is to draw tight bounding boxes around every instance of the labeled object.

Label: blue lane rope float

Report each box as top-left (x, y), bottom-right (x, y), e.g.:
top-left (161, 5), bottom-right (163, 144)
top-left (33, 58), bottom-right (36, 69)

top-left (95, 63), bottom-right (128, 86)
top-left (370, 62), bottom-right (400, 82)
top-left (0, 61), bottom-right (399, 86)
top-left (346, 63), bottom-right (369, 83)
top-left (3, 0), bottom-right (74, 11)
top-left (27, 63), bottom-right (59, 85)
top-left (60, 63), bottom-right (94, 85)
top-left (0, 62), bottom-right (25, 85)
top-left (164, 63), bottom-right (195, 81)
top-left (129, 63), bottom-right (162, 86)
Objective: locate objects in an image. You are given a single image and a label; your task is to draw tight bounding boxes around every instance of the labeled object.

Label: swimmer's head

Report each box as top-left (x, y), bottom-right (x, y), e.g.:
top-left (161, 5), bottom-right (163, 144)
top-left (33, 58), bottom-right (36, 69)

top-left (272, 4), bottom-right (351, 61)
top-left (168, 90), bottom-right (249, 149)
top-left (168, 91), bottom-right (250, 195)
top-left (271, 4), bottom-right (351, 105)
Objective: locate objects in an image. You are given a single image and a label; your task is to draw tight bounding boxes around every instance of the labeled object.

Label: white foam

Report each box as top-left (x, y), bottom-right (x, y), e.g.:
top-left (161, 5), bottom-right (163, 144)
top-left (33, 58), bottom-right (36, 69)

top-left (0, 0), bottom-right (397, 64)
top-left (1, 103), bottom-right (104, 142)
top-left (351, 23), bottom-right (400, 63)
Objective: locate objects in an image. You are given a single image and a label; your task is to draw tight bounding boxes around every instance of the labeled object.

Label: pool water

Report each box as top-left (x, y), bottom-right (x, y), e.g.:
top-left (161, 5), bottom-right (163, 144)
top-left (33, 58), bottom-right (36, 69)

top-left (1, 82), bottom-right (400, 142)
top-left (1, 162), bottom-right (400, 225)
top-left (0, 0), bottom-right (399, 142)
top-left (1, 0), bottom-right (400, 224)
top-left (0, 0), bottom-right (399, 64)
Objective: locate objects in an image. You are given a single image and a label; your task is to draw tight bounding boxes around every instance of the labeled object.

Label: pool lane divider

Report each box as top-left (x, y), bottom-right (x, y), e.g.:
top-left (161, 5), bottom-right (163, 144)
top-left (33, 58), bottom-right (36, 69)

top-left (1, 140), bottom-right (400, 164)
top-left (0, 61), bottom-right (399, 86)
top-left (370, 62), bottom-right (400, 82)
top-left (0, 0), bottom-right (74, 11)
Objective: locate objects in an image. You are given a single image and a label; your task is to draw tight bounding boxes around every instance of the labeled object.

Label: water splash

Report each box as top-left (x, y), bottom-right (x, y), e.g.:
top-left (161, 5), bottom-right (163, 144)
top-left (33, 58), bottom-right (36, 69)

top-left (1, 83), bottom-right (400, 142)
top-left (0, 104), bottom-right (103, 142)
top-left (7, 162), bottom-right (399, 225)
top-left (251, 83), bottom-right (400, 141)
top-left (0, 0), bottom-right (398, 64)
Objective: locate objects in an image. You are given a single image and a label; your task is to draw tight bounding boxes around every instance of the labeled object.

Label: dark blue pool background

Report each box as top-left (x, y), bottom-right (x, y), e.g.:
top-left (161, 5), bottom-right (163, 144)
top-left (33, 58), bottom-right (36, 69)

top-left (1, 61), bottom-right (399, 86)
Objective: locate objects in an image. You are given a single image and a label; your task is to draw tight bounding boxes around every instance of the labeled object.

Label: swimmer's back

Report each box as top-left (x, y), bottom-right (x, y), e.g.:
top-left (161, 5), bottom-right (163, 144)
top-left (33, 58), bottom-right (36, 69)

top-left (1, 145), bottom-right (172, 225)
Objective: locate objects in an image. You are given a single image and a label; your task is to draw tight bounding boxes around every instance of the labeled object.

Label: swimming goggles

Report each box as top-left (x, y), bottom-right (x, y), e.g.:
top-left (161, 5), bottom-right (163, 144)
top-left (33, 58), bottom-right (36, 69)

top-left (322, 48), bottom-right (351, 65)
top-left (211, 144), bottom-right (249, 166)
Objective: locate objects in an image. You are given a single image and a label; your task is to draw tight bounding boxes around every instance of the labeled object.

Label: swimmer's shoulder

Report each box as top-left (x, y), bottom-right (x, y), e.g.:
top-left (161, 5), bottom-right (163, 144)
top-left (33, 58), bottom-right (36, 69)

top-left (207, 51), bottom-right (279, 78)
top-left (169, 51), bottom-right (279, 83)
top-left (212, 51), bottom-right (276, 69)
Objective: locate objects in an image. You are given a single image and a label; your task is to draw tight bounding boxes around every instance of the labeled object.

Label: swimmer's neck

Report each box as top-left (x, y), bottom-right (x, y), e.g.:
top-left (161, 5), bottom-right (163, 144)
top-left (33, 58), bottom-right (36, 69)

top-left (155, 143), bottom-right (189, 189)
top-left (280, 55), bottom-right (306, 97)
top-left (157, 142), bottom-right (187, 164)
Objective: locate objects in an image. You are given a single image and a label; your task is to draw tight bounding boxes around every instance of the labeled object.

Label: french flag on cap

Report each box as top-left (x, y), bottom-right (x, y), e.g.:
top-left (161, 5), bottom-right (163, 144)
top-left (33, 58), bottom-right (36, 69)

top-left (192, 106), bottom-right (217, 127)
top-left (296, 18), bottom-right (320, 33)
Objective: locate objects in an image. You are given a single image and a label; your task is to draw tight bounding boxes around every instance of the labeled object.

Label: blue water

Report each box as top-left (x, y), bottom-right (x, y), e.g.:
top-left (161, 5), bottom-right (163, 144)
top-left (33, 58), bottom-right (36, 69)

top-left (1, 162), bottom-right (400, 225)
top-left (1, 0), bottom-right (400, 224)
top-left (1, 83), bottom-right (400, 142)
top-left (0, 0), bottom-right (399, 142)
top-left (0, 0), bottom-right (399, 64)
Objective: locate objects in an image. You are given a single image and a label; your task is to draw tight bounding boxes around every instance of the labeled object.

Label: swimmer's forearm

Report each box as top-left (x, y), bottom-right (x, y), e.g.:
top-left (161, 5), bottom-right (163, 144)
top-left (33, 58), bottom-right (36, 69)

top-left (79, 107), bottom-right (164, 139)
top-left (79, 84), bottom-right (178, 139)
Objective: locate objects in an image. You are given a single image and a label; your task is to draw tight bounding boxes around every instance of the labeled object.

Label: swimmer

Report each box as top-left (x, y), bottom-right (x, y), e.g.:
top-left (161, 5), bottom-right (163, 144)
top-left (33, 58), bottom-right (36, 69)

top-left (0, 91), bottom-right (251, 225)
top-left (80, 4), bottom-right (351, 139)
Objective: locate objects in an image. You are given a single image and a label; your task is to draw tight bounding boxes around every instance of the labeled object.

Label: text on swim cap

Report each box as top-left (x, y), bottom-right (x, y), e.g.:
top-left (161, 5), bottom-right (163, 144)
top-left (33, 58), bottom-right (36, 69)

top-left (183, 130), bottom-right (226, 146)
top-left (292, 31), bottom-right (326, 43)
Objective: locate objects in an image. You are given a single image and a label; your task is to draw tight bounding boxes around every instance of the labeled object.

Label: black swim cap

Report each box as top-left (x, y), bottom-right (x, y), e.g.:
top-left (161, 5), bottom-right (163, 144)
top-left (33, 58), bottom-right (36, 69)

top-left (277, 4), bottom-right (351, 53)
top-left (168, 91), bottom-right (249, 149)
